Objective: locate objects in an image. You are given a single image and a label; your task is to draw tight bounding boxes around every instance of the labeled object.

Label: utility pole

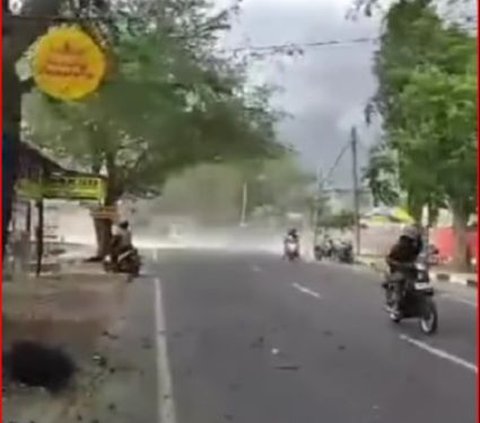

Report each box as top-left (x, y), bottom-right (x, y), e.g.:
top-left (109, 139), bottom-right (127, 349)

top-left (240, 182), bottom-right (248, 227)
top-left (351, 126), bottom-right (361, 255)
top-left (312, 167), bottom-right (323, 246)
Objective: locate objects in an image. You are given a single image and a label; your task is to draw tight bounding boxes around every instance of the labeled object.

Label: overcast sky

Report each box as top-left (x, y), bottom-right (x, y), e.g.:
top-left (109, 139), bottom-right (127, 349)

top-left (218, 0), bottom-right (383, 188)
top-left (217, 0), bottom-right (476, 188)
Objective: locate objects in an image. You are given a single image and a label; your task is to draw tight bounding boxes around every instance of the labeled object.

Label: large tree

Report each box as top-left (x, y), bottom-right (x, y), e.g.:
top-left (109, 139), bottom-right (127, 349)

top-left (22, 0), bottom-right (283, 256)
top-left (362, 0), bottom-right (477, 270)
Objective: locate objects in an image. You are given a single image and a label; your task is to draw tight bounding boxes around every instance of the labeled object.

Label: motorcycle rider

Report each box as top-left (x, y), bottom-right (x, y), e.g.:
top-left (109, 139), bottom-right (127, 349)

top-left (322, 233), bottom-right (335, 257)
top-left (286, 228), bottom-right (299, 243)
top-left (385, 225), bottom-right (423, 314)
top-left (111, 220), bottom-right (133, 268)
top-left (284, 228), bottom-right (300, 257)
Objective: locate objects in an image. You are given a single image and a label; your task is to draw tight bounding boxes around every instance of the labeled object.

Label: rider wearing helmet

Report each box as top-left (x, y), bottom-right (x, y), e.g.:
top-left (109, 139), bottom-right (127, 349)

top-left (385, 225), bottom-right (423, 313)
top-left (387, 226), bottom-right (423, 267)
top-left (287, 228), bottom-right (299, 242)
top-left (117, 220), bottom-right (132, 248)
top-left (284, 228), bottom-right (300, 257)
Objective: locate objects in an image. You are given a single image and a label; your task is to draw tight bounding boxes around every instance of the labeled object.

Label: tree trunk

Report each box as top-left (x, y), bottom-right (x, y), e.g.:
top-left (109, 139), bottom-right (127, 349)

top-left (406, 189), bottom-right (423, 224)
top-left (450, 201), bottom-right (471, 272)
top-left (93, 217), bottom-right (112, 259)
top-left (91, 151), bottom-right (121, 259)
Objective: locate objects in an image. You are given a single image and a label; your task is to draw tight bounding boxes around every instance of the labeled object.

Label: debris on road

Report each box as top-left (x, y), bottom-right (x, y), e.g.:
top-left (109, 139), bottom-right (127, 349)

top-left (274, 365), bottom-right (301, 371)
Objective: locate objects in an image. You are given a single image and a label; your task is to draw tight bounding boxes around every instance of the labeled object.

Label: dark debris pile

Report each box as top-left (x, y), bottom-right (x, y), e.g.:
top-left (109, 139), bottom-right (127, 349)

top-left (4, 341), bottom-right (76, 393)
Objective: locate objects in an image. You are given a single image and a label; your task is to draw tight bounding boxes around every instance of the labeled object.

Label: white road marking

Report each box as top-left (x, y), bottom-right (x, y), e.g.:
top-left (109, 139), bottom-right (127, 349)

top-left (251, 265), bottom-right (262, 273)
top-left (399, 334), bottom-right (478, 374)
top-left (154, 278), bottom-right (177, 423)
top-left (292, 283), bottom-right (322, 299)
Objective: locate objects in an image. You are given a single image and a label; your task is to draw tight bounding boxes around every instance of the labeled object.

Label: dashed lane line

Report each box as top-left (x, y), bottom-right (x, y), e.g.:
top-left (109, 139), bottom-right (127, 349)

top-left (292, 283), bottom-right (322, 299)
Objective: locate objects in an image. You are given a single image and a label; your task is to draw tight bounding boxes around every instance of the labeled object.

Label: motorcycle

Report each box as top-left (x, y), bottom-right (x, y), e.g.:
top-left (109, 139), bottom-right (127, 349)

top-left (284, 239), bottom-right (300, 261)
top-left (314, 239), bottom-right (335, 261)
top-left (314, 245), bottom-right (324, 261)
top-left (104, 246), bottom-right (141, 277)
top-left (382, 261), bottom-right (438, 335)
top-left (336, 241), bottom-right (354, 264)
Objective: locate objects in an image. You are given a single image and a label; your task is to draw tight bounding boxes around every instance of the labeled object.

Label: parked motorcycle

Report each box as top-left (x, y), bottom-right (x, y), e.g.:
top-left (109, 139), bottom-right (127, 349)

top-left (314, 245), bottom-right (324, 261)
top-left (336, 241), bottom-right (354, 264)
top-left (104, 246), bottom-right (141, 277)
top-left (314, 239), bottom-right (353, 264)
top-left (382, 261), bottom-right (438, 335)
top-left (314, 239), bottom-right (335, 261)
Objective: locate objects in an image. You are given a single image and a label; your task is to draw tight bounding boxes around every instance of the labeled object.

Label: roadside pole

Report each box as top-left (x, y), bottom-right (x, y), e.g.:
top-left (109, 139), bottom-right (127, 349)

top-left (312, 167), bottom-right (323, 246)
top-left (240, 182), bottom-right (248, 227)
top-left (351, 126), bottom-right (361, 255)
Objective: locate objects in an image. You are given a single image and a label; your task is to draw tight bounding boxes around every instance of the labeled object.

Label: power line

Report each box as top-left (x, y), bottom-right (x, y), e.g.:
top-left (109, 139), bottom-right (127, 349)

top-left (224, 23), bottom-right (477, 54)
top-left (325, 142), bottom-right (351, 183)
top-left (8, 13), bottom-right (476, 48)
top-left (228, 36), bottom-right (377, 53)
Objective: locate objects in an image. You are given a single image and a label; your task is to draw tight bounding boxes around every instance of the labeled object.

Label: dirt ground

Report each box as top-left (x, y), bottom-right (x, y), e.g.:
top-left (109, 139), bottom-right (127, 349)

top-left (3, 263), bottom-right (128, 422)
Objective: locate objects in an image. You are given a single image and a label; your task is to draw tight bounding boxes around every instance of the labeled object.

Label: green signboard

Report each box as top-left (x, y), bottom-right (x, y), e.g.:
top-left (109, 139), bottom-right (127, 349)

top-left (17, 176), bottom-right (106, 202)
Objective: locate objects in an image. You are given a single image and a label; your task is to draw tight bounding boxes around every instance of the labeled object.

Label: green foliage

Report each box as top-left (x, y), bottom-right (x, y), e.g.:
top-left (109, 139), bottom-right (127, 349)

top-left (363, 0), bottom-right (476, 268)
top-left (23, 0), bottom-right (282, 204)
top-left (362, 143), bottom-right (399, 206)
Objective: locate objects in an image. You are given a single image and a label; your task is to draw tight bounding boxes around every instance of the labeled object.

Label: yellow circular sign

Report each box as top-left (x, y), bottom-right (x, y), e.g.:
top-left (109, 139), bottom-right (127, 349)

top-left (33, 26), bottom-right (107, 101)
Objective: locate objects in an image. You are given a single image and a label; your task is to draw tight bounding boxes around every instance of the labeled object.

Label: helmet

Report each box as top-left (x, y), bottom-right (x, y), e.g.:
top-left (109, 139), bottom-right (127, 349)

top-left (401, 225), bottom-right (418, 241)
top-left (288, 228), bottom-right (297, 235)
top-left (118, 220), bottom-right (129, 230)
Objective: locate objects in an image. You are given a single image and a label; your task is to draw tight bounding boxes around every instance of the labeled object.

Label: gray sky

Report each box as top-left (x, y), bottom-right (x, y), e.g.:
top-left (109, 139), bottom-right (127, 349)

top-left (218, 0), bottom-right (476, 187)
top-left (220, 0), bottom-right (383, 188)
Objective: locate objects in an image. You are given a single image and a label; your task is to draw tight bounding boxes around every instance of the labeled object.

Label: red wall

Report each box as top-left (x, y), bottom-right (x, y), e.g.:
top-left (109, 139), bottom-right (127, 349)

top-left (430, 227), bottom-right (477, 263)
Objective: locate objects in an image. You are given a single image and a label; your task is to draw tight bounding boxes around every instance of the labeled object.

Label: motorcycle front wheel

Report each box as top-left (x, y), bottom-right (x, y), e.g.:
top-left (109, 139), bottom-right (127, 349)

top-left (419, 298), bottom-right (438, 335)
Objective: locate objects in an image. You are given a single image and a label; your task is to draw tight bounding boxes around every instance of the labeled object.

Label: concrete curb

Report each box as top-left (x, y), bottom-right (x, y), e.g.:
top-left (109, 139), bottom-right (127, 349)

top-left (430, 271), bottom-right (478, 287)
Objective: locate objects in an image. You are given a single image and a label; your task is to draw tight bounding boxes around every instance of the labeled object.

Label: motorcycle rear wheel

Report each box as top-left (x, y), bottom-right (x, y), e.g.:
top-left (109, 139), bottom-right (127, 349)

top-left (419, 298), bottom-right (438, 335)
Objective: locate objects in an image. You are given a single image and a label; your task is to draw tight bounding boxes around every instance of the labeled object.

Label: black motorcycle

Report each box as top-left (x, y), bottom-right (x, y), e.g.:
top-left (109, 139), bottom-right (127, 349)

top-left (383, 262), bottom-right (438, 335)
top-left (336, 241), bottom-right (354, 264)
top-left (104, 246), bottom-right (141, 277)
top-left (314, 245), bottom-right (323, 261)
top-left (314, 240), bottom-right (334, 261)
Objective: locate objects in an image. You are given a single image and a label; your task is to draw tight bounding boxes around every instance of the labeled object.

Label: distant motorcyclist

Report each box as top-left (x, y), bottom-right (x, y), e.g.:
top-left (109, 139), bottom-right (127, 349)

top-left (284, 228), bottom-right (300, 258)
top-left (385, 225), bottom-right (423, 313)
top-left (285, 228), bottom-right (299, 243)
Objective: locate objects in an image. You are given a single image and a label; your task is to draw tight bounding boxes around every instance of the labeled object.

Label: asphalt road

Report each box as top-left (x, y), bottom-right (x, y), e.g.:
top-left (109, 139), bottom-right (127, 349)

top-left (119, 250), bottom-right (477, 423)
